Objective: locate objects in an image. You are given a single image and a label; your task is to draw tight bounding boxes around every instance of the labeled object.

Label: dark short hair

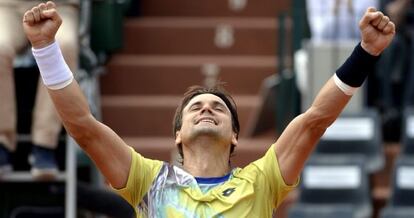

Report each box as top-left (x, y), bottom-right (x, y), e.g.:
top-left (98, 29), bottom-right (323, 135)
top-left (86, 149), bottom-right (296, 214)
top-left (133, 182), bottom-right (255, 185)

top-left (173, 85), bottom-right (240, 164)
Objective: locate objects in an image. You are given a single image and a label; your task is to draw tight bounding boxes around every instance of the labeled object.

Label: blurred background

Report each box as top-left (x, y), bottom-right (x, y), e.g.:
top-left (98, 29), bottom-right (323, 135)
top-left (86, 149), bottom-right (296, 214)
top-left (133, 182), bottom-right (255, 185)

top-left (2, 0), bottom-right (414, 217)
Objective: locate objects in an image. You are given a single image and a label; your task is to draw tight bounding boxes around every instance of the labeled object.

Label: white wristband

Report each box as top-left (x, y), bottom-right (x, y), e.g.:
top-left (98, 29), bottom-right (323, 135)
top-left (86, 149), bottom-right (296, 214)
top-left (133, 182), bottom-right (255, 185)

top-left (32, 41), bottom-right (74, 90)
top-left (333, 73), bottom-right (358, 96)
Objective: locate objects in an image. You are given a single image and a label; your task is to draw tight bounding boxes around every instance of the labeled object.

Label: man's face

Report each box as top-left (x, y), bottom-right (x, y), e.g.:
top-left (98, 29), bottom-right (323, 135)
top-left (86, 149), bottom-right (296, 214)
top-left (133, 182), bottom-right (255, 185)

top-left (176, 93), bottom-right (237, 147)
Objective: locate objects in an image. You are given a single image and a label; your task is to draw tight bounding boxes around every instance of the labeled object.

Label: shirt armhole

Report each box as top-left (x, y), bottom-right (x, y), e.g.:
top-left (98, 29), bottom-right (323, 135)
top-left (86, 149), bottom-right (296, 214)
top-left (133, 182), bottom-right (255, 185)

top-left (112, 146), bottom-right (164, 207)
top-left (110, 147), bottom-right (137, 203)
top-left (272, 144), bottom-right (301, 188)
top-left (269, 144), bottom-right (300, 208)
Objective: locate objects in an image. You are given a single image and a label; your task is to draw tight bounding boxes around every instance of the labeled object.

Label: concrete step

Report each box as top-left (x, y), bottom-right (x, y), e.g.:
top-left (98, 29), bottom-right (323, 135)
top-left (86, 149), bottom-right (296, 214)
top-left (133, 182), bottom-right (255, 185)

top-left (101, 55), bottom-right (277, 95)
top-left (139, 0), bottom-right (290, 17)
top-left (123, 136), bottom-right (275, 167)
top-left (122, 17), bottom-right (290, 55)
top-left (101, 95), bottom-right (260, 137)
top-left (0, 172), bottom-right (67, 182)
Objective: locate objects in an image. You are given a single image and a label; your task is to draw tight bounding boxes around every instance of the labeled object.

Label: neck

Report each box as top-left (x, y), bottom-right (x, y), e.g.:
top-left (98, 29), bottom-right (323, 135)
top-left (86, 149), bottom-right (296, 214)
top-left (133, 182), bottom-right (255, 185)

top-left (181, 137), bottom-right (231, 178)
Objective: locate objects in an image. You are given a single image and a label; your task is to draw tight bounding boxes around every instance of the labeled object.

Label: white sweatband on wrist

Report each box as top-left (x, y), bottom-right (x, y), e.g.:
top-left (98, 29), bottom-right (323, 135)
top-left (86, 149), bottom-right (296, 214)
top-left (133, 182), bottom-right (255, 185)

top-left (334, 73), bottom-right (358, 96)
top-left (32, 41), bottom-right (74, 90)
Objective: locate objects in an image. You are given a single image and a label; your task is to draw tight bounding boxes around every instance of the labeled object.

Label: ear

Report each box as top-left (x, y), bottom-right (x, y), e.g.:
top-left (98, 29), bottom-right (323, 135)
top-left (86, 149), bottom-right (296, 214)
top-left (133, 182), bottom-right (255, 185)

top-left (231, 132), bottom-right (238, 147)
top-left (175, 131), bottom-right (182, 145)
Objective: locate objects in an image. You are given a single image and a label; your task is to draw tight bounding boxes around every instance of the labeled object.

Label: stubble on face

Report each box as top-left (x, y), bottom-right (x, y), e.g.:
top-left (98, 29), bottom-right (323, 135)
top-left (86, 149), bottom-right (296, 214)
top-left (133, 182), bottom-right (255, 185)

top-left (188, 122), bottom-right (222, 141)
top-left (179, 94), bottom-right (234, 146)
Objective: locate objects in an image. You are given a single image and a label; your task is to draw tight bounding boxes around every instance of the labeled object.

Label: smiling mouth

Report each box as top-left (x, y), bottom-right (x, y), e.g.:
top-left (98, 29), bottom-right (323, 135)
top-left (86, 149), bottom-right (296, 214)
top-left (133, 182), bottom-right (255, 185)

top-left (196, 118), bottom-right (217, 125)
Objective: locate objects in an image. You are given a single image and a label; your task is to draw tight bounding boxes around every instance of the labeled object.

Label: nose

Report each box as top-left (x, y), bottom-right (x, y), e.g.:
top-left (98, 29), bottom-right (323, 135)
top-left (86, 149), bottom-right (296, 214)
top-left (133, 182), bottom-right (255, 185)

top-left (200, 103), bottom-right (213, 114)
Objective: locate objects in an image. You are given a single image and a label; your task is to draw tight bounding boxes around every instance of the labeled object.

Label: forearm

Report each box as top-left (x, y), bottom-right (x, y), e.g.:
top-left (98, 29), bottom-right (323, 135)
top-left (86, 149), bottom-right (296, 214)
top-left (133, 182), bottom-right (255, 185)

top-left (25, 0), bottom-right (132, 192)
top-left (49, 77), bottom-right (131, 188)
top-left (48, 81), bottom-right (94, 138)
top-left (306, 42), bottom-right (379, 129)
top-left (306, 78), bottom-right (351, 129)
top-left (32, 41), bottom-right (94, 139)
top-left (275, 6), bottom-right (395, 188)
top-left (274, 79), bottom-right (351, 184)
top-left (275, 43), bottom-right (378, 184)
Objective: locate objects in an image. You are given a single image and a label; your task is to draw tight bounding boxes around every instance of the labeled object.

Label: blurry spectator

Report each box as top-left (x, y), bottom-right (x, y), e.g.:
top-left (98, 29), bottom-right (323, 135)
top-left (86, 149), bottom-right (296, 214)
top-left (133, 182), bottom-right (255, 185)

top-left (378, 0), bottom-right (414, 108)
top-left (0, 0), bottom-right (79, 178)
top-left (307, 0), bottom-right (379, 41)
top-left (295, 0), bottom-right (379, 103)
top-left (375, 0), bottom-right (414, 141)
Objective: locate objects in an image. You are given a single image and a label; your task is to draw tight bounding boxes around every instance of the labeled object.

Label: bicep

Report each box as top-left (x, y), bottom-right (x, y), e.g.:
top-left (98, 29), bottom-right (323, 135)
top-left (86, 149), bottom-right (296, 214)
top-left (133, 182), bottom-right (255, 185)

top-left (274, 78), bottom-right (350, 185)
top-left (274, 114), bottom-right (325, 185)
top-left (73, 118), bottom-right (132, 189)
top-left (47, 81), bottom-right (133, 188)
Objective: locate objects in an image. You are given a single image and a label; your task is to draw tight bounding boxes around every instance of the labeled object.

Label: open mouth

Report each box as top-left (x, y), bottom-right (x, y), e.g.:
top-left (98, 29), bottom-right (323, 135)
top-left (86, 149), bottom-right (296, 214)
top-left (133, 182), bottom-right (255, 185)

top-left (196, 117), bottom-right (217, 125)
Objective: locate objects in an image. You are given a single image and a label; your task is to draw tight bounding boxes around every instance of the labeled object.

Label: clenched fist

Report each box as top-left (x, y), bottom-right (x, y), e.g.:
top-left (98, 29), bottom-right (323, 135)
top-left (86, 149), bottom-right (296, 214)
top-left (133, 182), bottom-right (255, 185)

top-left (359, 7), bottom-right (396, 56)
top-left (23, 1), bottom-right (62, 49)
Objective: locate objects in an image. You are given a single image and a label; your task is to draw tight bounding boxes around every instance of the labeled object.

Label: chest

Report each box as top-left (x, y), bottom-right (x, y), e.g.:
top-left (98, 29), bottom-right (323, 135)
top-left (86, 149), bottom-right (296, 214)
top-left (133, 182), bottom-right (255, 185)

top-left (140, 167), bottom-right (270, 217)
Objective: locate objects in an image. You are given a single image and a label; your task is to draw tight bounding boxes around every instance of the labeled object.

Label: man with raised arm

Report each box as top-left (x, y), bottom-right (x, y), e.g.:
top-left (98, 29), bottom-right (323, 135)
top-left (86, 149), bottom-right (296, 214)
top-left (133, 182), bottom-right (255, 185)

top-left (22, 1), bottom-right (395, 217)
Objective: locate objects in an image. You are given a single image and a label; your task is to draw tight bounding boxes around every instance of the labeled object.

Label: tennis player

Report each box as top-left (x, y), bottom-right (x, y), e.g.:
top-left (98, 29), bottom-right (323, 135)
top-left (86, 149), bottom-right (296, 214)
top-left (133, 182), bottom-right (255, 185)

top-left (22, 1), bottom-right (395, 217)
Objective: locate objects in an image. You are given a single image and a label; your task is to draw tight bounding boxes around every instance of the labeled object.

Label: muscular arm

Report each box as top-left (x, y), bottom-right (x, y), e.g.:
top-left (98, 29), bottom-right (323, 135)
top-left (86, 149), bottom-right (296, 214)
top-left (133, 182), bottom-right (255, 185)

top-left (23, 1), bottom-right (130, 189)
top-left (49, 82), bottom-right (131, 189)
top-left (274, 7), bottom-right (396, 185)
top-left (274, 78), bottom-right (350, 185)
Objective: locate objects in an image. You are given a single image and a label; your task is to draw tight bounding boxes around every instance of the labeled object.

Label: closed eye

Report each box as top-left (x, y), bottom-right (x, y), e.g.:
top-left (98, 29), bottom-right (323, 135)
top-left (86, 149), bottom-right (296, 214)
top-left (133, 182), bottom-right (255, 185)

top-left (212, 101), bottom-right (227, 112)
top-left (190, 105), bottom-right (201, 111)
top-left (214, 106), bottom-right (225, 112)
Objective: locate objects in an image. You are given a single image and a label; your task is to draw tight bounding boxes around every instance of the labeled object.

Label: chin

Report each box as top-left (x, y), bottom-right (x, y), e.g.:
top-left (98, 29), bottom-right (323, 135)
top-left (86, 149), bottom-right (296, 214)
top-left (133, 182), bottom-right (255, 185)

top-left (195, 127), bottom-right (220, 135)
top-left (191, 127), bottom-right (223, 139)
